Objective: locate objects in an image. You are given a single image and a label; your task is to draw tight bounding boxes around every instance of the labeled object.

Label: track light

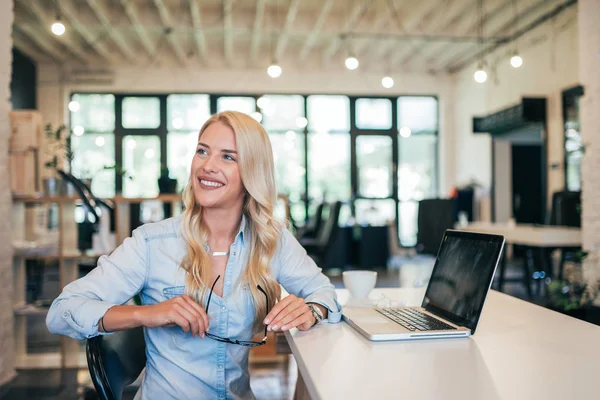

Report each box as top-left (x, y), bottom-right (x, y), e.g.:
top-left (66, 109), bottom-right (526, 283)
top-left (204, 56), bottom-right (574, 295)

top-left (474, 63), bottom-right (487, 83)
top-left (267, 64), bottom-right (282, 78)
top-left (510, 52), bottom-right (523, 68)
top-left (381, 76), bottom-right (394, 89)
top-left (51, 18), bottom-right (65, 36)
top-left (345, 56), bottom-right (359, 70)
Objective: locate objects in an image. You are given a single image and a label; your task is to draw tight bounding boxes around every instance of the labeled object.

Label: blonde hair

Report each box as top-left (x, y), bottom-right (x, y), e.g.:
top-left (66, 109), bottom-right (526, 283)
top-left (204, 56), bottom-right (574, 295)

top-left (180, 111), bottom-right (282, 333)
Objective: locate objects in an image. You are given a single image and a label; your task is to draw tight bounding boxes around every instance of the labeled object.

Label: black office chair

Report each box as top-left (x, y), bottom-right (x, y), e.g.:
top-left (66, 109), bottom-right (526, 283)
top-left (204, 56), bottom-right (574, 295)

top-left (548, 190), bottom-right (582, 279)
top-left (86, 326), bottom-right (146, 400)
top-left (416, 198), bottom-right (456, 255)
top-left (300, 201), bottom-right (342, 267)
top-left (295, 202), bottom-right (325, 240)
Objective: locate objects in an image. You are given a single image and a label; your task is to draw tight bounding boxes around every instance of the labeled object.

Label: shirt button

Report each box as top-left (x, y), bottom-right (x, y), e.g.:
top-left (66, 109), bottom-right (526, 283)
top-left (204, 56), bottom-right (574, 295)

top-left (218, 395), bottom-right (224, 399)
top-left (163, 289), bottom-right (167, 294)
top-left (222, 306), bottom-right (226, 311)
top-left (226, 281), bottom-right (231, 285)
top-left (218, 364), bottom-right (223, 369)
top-left (63, 312), bottom-right (68, 318)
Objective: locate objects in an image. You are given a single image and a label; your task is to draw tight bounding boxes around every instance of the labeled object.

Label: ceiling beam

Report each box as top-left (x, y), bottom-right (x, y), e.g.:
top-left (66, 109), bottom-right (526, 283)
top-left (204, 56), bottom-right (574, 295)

top-left (189, 0), bottom-right (207, 62)
top-left (396, 0), bottom-right (473, 67)
top-left (274, 0), bottom-right (299, 61)
top-left (249, 0), bottom-right (267, 64)
top-left (85, 0), bottom-right (136, 61)
top-left (12, 30), bottom-right (54, 63)
top-left (60, 0), bottom-right (117, 63)
top-left (323, 1), bottom-right (371, 62)
top-left (120, 0), bottom-right (154, 57)
top-left (427, 0), bottom-right (513, 70)
top-left (446, 0), bottom-right (575, 72)
top-left (153, 0), bottom-right (187, 65)
top-left (19, 0), bottom-right (89, 63)
top-left (353, 0), bottom-right (393, 57)
top-left (371, 0), bottom-right (439, 68)
top-left (298, 0), bottom-right (334, 62)
top-left (13, 24), bottom-right (67, 63)
top-left (384, 0), bottom-right (450, 67)
top-left (223, 0), bottom-right (234, 65)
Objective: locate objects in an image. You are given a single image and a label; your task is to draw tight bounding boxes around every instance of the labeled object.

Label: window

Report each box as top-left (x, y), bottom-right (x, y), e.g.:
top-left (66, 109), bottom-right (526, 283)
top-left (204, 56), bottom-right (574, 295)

top-left (167, 94), bottom-right (210, 132)
top-left (71, 94), bottom-right (115, 133)
top-left (307, 95), bottom-right (350, 132)
top-left (563, 88), bottom-right (583, 191)
top-left (356, 135), bottom-right (393, 198)
top-left (308, 132), bottom-right (351, 203)
top-left (71, 133), bottom-right (115, 198)
top-left (270, 131), bottom-right (306, 223)
top-left (261, 95), bottom-right (305, 131)
top-left (217, 97), bottom-right (256, 114)
top-left (122, 97), bottom-right (160, 129)
top-left (122, 135), bottom-right (161, 197)
top-left (355, 98), bottom-right (392, 130)
top-left (167, 132), bottom-right (197, 193)
top-left (397, 96), bottom-right (438, 246)
top-left (397, 96), bottom-right (437, 133)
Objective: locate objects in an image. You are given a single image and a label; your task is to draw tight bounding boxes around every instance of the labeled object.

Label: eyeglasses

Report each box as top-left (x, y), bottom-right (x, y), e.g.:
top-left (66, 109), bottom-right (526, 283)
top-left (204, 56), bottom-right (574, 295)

top-left (205, 275), bottom-right (268, 347)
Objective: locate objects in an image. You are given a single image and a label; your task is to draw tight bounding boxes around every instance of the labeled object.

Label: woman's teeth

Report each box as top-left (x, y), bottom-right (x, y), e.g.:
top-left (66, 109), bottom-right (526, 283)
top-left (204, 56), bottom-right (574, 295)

top-left (200, 179), bottom-right (224, 187)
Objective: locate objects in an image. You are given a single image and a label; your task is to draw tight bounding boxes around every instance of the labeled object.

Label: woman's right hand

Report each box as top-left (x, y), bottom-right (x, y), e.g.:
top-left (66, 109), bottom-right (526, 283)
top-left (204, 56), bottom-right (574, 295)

top-left (138, 295), bottom-right (209, 337)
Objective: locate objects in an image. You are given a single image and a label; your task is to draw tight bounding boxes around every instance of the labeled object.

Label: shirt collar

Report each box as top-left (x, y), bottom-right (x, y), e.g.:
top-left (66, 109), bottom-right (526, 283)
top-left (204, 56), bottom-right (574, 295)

top-left (236, 214), bottom-right (249, 245)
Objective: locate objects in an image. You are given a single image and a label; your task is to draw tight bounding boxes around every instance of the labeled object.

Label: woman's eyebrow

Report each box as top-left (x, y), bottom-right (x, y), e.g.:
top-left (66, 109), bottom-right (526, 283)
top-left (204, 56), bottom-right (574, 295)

top-left (198, 142), bottom-right (237, 154)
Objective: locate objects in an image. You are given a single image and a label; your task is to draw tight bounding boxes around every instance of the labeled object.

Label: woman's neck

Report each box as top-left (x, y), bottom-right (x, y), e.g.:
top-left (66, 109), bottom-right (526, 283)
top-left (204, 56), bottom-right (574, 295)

top-left (202, 207), bottom-right (243, 248)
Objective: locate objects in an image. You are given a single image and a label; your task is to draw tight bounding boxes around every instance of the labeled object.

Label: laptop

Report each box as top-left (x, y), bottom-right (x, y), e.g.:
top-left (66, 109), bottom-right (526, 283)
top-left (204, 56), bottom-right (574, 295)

top-left (343, 230), bottom-right (505, 341)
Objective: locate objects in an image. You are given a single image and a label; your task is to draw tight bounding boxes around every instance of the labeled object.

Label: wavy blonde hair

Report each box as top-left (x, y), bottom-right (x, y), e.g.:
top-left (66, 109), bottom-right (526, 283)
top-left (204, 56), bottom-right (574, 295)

top-left (180, 111), bottom-right (282, 333)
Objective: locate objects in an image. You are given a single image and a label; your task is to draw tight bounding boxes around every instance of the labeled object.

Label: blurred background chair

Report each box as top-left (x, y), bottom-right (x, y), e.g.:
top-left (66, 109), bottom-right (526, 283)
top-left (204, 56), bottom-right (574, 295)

top-left (300, 201), bottom-right (342, 267)
top-left (548, 190), bottom-right (582, 279)
top-left (416, 198), bottom-right (456, 255)
top-left (295, 202), bottom-right (325, 240)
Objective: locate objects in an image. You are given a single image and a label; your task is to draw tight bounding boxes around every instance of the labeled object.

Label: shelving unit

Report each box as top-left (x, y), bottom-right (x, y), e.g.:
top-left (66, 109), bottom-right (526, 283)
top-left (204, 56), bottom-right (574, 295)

top-left (11, 194), bottom-right (183, 369)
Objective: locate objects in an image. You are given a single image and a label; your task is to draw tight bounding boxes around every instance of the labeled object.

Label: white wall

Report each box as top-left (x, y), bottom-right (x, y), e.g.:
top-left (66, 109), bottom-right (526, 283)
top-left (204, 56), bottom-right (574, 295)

top-left (37, 65), bottom-right (456, 195)
top-left (452, 6), bottom-right (579, 212)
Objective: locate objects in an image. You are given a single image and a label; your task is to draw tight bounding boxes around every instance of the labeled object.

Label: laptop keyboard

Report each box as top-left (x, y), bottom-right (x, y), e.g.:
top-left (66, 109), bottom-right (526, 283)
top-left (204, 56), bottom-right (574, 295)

top-left (376, 308), bottom-right (457, 332)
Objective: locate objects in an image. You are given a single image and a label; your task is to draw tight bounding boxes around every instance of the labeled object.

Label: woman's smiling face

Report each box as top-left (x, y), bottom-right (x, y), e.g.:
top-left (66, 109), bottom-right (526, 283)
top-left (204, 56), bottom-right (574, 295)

top-left (191, 121), bottom-right (246, 210)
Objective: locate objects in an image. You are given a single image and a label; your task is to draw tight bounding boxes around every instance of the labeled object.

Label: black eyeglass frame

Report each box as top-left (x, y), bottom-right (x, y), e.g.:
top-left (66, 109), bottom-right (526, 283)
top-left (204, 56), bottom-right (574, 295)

top-left (205, 275), bottom-right (269, 347)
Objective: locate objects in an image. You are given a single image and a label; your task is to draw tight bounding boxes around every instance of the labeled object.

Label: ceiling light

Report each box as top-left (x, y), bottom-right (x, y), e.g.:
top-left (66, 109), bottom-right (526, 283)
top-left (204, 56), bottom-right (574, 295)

top-left (68, 101), bottom-right (80, 112)
top-left (296, 117), bottom-right (308, 129)
top-left (251, 112), bottom-right (263, 122)
top-left (267, 64), bottom-right (282, 78)
top-left (172, 118), bottom-right (184, 129)
top-left (73, 125), bottom-right (84, 136)
top-left (345, 56), bottom-right (359, 70)
top-left (474, 63), bottom-right (487, 83)
top-left (399, 126), bottom-right (412, 138)
top-left (510, 53), bottom-right (523, 68)
top-left (51, 20), bottom-right (65, 36)
top-left (381, 76), bottom-right (394, 89)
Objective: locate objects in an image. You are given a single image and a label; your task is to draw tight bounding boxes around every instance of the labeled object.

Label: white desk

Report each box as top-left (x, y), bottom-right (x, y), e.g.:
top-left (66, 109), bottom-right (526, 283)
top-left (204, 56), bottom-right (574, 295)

top-left (458, 222), bottom-right (581, 247)
top-left (285, 288), bottom-right (600, 400)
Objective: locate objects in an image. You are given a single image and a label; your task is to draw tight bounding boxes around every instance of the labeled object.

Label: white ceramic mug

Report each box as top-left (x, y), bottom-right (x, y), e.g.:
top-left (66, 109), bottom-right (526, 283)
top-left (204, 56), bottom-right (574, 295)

top-left (342, 270), bottom-right (378, 299)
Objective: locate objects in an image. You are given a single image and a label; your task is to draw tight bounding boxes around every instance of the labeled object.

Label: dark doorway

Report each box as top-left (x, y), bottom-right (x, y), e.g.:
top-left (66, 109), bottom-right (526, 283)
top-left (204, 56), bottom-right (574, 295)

top-left (511, 145), bottom-right (544, 224)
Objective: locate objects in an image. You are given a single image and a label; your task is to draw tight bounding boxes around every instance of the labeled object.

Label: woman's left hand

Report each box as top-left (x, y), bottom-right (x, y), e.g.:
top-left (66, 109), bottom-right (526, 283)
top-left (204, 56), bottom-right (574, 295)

top-left (263, 294), bottom-right (315, 332)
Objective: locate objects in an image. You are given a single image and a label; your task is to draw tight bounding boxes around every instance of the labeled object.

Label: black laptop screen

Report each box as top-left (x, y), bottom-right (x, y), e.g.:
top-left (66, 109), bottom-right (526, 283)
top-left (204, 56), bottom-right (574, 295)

top-left (421, 231), bottom-right (504, 332)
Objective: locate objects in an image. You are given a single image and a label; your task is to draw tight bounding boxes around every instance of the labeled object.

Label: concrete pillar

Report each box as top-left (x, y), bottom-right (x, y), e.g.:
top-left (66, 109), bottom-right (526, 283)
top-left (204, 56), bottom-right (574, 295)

top-left (0, 0), bottom-right (16, 385)
top-left (578, 0), bottom-right (600, 292)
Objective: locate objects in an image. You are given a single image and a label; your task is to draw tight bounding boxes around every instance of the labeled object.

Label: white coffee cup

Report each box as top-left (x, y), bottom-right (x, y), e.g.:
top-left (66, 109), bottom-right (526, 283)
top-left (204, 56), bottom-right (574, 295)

top-left (342, 270), bottom-right (378, 299)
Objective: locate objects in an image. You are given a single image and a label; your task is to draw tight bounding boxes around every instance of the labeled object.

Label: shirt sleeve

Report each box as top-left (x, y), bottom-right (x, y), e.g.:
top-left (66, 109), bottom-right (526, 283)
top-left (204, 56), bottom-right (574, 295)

top-left (276, 228), bottom-right (342, 323)
top-left (46, 227), bottom-right (149, 340)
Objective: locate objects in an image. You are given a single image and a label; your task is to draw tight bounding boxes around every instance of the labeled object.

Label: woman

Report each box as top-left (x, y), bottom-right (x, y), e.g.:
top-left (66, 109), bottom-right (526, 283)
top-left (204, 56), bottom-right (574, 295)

top-left (47, 111), bottom-right (342, 399)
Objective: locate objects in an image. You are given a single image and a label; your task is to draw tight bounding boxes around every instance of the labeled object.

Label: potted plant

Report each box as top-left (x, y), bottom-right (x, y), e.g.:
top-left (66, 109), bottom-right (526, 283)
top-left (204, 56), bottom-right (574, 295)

top-left (43, 123), bottom-right (71, 196)
top-left (547, 251), bottom-right (600, 319)
top-left (157, 166), bottom-right (178, 194)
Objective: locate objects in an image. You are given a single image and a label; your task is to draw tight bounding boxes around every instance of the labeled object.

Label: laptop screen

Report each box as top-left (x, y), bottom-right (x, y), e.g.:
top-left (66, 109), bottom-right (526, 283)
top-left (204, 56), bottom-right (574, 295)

top-left (421, 231), bottom-right (504, 332)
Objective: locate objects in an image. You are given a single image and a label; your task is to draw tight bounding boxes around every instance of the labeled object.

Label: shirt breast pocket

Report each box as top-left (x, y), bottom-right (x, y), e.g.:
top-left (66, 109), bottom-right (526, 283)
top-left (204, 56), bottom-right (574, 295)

top-left (162, 285), bottom-right (185, 300)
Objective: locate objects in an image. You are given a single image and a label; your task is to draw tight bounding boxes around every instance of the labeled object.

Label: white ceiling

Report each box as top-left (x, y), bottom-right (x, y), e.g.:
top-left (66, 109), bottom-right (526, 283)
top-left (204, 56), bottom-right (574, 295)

top-left (12, 0), bottom-right (574, 74)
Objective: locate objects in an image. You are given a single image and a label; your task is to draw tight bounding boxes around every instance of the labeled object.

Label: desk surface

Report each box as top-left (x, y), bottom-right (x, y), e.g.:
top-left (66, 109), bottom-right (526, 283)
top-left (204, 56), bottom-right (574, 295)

top-left (458, 222), bottom-right (581, 247)
top-left (285, 288), bottom-right (600, 400)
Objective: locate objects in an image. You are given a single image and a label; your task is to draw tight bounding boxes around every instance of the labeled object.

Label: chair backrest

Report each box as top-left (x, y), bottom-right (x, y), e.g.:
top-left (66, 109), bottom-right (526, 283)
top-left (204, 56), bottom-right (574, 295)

top-left (316, 201), bottom-right (342, 248)
top-left (416, 198), bottom-right (456, 255)
top-left (86, 326), bottom-right (146, 400)
top-left (300, 202), bottom-right (325, 239)
top-left (549, 191), bottom-right (581, 227)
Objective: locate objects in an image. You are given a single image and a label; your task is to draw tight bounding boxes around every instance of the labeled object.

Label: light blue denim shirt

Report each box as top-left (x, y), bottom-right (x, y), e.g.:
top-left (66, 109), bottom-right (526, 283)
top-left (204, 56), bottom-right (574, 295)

top-left (46, 215), bottom-right (342, 400)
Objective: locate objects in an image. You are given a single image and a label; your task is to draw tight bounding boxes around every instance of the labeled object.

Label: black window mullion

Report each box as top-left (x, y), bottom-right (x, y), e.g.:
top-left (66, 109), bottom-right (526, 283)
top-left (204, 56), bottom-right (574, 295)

top-left (115, 95), bottom-right (123, 194)
top-left (303, 95), bottom-right (309, 223)
top-left (159, 95), bottom-right (168, 172)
